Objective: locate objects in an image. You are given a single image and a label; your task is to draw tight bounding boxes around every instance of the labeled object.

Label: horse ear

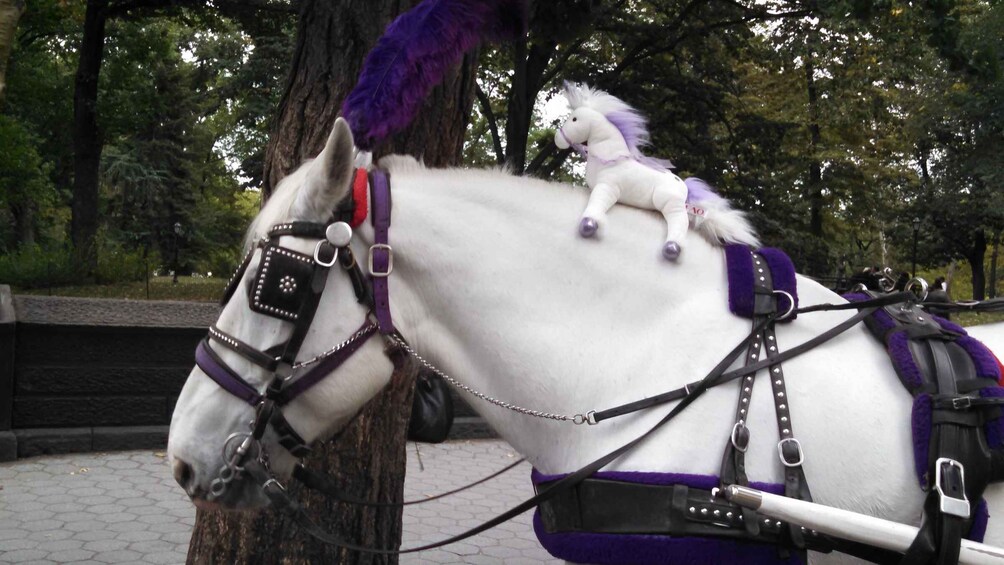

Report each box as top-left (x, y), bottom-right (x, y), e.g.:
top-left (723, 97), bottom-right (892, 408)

top-left (292, 117), bottom-right (355, 222)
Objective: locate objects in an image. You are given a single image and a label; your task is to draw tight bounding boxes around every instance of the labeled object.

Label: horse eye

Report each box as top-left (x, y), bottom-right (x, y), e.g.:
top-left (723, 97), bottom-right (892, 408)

top-left (572, 117), bottom-right (577, 122)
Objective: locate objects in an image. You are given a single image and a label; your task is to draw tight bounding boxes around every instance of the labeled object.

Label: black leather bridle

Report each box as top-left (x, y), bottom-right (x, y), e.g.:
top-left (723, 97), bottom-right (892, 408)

top-left (196, 168), bottom-right (396, 502)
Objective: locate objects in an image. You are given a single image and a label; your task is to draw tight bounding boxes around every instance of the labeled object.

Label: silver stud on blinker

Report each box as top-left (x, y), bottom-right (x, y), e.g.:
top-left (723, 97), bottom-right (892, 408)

top-left (326, 222), bottom-right (353, 247)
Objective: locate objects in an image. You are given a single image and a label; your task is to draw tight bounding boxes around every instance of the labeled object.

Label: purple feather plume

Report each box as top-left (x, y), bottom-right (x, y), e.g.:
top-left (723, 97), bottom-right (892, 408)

top-left (343, 0), bottom-right (527, 150)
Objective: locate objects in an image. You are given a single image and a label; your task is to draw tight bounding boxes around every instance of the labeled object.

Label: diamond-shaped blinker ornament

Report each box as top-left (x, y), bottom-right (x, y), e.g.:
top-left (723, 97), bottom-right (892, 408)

top-left (326, 222), bottom-right (353, 247)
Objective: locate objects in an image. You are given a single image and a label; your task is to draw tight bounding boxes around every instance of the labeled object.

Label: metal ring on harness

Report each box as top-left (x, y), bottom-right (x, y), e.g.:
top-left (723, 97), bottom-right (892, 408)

top-left (731, 422), bottom-right (749, 452)
top-left (906, 277), bottom-right (929, 303)
top-left (773, 290), bottom-right (795, 320)
top-left (221, 432), bottom-right (260, 472)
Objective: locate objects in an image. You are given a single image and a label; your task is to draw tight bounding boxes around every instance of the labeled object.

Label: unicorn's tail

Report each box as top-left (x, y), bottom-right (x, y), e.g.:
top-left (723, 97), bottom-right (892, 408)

top-left (685, 178), bottom-right (759, 247)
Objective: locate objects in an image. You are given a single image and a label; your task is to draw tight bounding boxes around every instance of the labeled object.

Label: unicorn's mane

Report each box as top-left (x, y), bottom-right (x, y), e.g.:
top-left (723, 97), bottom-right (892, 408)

top-left (564, 82), bottom-right (673, 172)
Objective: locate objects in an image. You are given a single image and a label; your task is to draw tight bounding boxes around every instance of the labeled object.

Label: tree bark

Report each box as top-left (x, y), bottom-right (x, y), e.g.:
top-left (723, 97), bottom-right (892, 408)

top-left (0, 0), bottom-right (24, 108)
top-left (261, 0), bottom-right (477, 198)
top-left (188, 2), bottom-right (477, 563)
top-left (71, 0), bottom-right (108, 276)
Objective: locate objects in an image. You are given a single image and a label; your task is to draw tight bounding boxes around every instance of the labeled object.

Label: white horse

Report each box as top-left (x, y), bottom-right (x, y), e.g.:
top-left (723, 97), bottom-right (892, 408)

top-left (969, 322), bottom-right (1004, 360)
top-left (168, 119), bottom-right (1004, 564)
top-left (553, 82), bottom-right (758, 260)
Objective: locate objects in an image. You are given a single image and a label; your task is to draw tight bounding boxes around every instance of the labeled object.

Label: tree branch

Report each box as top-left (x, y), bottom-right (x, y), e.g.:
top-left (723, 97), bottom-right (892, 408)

top-left (475, 85), bottom-right (504, 166)
top-left (525, 139), bottom-right (557, 176)
top-left (538, 37), bottom-right (586, 90)
top-left (537, 147), bottom-right (573, 179)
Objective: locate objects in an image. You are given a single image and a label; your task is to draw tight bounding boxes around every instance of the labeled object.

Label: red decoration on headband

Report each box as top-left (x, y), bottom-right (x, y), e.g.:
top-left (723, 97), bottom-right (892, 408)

top-left (351, 168), bottom-right (369, 228)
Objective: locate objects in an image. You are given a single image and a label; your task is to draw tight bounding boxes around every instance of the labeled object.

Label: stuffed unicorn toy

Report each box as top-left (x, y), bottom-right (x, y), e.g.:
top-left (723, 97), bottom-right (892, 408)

top-left (554, 82), bottom-right (758, 259)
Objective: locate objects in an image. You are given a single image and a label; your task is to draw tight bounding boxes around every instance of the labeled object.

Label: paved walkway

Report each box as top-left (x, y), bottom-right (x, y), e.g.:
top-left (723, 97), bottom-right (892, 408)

top-left (0, 440), bottom-right (560, 564)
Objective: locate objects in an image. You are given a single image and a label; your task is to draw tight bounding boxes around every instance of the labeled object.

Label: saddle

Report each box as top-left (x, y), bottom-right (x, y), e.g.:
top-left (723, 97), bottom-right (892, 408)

top-left (534, 247), bottom-right (1004, 565)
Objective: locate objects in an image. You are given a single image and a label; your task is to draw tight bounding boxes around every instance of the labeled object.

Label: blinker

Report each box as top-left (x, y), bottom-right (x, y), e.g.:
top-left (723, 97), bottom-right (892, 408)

top-left (248, 244), bottom-right (316, 321)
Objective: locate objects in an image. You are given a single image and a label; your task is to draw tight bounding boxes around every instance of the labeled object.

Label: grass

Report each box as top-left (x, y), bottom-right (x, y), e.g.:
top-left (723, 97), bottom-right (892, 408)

top-left (15, 276), bottom-right (227, 302)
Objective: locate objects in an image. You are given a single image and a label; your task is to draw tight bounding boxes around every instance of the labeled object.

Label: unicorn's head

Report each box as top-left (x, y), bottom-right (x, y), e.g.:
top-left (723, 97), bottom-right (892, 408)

top-left (167, 118), bottom-right (396, 509)
top-left (554, 81), bottom-right (673, 170)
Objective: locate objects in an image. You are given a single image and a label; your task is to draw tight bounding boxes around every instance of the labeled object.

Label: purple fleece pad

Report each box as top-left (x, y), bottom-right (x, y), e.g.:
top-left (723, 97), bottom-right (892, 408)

top-left (725, 245), bottom-right (799, 322)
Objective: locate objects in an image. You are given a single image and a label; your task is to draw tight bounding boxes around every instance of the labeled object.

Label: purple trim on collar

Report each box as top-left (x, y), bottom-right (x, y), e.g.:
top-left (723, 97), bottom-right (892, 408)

top-left (369, 169), bottom-right (395, 334)
top-left (911, 394), bottom-right (933, 485)
top-left (724, 245), bottom-right (798, 322)
top-left (530, 470), bottom-right (797, 565)
top-left (195, 340), bottom-right (263, 406)
top-left (970, 499), bottom-right (990, 542)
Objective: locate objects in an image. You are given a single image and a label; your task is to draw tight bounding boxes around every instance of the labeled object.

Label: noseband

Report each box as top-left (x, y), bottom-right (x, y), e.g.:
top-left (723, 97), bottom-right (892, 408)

top-left (196, 168), bottom-right (397, 501)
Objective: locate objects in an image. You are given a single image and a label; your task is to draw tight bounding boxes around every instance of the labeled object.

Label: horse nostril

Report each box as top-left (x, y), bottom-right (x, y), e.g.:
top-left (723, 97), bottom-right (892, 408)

top-left (173, 458), bottom-right (195, 490)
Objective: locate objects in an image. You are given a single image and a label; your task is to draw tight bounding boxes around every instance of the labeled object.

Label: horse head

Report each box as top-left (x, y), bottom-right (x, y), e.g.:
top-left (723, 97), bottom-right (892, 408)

top-left (167, 118), bottom-right (396, 510)
top-left (554, 82), bottom-right (604, 151)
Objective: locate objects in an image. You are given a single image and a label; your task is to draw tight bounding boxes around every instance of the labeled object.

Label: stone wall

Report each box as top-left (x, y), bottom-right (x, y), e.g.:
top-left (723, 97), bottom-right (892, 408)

top-left (0, 286), bottom-right (485, 461)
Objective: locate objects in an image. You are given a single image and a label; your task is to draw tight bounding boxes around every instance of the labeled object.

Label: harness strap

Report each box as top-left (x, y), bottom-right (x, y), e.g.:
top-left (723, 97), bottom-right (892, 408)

top-left (273, 320), bottom-right (379, 405)
top-left (590, 295), bottom-right (907, 424)
top-left (209, 325), bottom-right (279, 372)
top-left (370, 169), bottom-right (395, 334)
top-left (291, 457), bottom-right (526, 507)
top-left (195, 339), bottom-right (262, 406)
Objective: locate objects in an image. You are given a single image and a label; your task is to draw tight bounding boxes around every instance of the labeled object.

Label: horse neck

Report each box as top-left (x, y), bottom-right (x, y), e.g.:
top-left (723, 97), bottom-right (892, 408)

top-left (586, 118), bottom-right (632, 161)
top-left (364, 166), bottom-right (742, 473)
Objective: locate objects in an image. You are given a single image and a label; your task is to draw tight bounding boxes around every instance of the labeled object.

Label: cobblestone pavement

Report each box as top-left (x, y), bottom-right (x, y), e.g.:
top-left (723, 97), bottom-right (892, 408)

top-left (0, 439), bottom-right (561, 564)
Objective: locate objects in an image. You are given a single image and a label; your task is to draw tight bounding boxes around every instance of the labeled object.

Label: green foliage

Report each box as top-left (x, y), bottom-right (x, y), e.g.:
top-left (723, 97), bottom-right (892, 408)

top-left (0, 241), bottom-right (151, 289)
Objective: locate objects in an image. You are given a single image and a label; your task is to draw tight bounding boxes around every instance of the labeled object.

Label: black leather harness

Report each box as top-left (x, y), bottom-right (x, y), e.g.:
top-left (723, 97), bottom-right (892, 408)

top-left (852, 291), bottom-right (1004, 564)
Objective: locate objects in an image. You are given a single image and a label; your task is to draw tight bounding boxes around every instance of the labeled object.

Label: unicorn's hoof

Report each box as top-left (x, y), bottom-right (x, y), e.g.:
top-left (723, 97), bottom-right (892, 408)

top-left (662, 241), bottom-right (682, 261)
top-left (579, 218), bottom-right (598, 238)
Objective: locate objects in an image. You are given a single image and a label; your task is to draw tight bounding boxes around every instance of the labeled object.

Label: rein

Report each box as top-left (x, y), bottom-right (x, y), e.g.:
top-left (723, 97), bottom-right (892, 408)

top-left (195, 167), bottom-right (935, 556)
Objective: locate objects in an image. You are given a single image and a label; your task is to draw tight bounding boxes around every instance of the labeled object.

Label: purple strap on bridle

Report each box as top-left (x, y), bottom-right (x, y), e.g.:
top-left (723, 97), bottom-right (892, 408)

top-left (273, 321), bottom-right (379, 404)
top-left (370, 169), bottom-right (395, 334)
top-left (195, 340), bottom-right (263, 406)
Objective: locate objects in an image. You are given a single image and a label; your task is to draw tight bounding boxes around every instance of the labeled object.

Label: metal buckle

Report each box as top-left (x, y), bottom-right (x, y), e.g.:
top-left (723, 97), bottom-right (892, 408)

top-left (951, 396), bottom-right (973, 410)
top-left (368, 244), bottom-right (393, 277)
top-left (777, 438), bottom-right (804, 467)
top-left (731, 423), bottom-right (749, 452)
top-left (313, 241), bottom-right (338, 267)
top-left (935, 458), bottom-right (970, 518)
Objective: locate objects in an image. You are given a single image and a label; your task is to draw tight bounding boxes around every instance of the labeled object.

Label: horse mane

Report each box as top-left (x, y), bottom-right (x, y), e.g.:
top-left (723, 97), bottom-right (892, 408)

top-left (563, 82), bottom-right (675, 172)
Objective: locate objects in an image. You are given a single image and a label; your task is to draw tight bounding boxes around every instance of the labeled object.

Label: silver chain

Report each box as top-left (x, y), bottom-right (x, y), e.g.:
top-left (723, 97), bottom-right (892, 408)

top-left (291, 323), bottom-right (380, 369)
top-left (388, 335), bottom-right (594, 425)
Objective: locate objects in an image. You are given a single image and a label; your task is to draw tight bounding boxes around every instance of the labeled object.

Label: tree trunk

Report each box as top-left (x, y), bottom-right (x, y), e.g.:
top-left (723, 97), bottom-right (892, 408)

top-left (988, 231), bottom-right (999, 300)
top-left (967, 229), bottom-right (987, 301)
top-left (71, 0), bottom-right (108, 276)
top-left (188, 2), bottom-right (477, 563)
top-left (261, 0), bottom-right (477, 198)
top-left (0, 0), bottom-right (24, 108)
top-left (10, 202), bottom-right (35, 248)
